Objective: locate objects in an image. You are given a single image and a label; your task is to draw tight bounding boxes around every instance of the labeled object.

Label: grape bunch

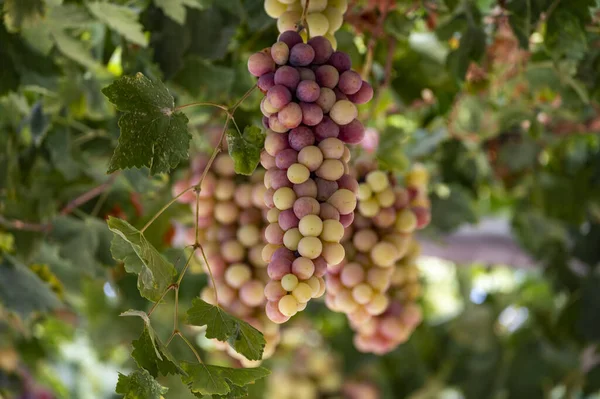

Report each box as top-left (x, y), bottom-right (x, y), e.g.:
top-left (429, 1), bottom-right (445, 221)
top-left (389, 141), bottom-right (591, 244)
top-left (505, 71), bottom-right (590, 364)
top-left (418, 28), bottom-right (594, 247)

top-left (264, 0), bottom-right (348, 48)
top-left (172, 153), bottom-right (281, 363)
top-left (351, 240), bottom-right (424, 354)
top-left (324, 162), bottom-right (431, 354)
top-left (247, 31), bottom-right (373, 323)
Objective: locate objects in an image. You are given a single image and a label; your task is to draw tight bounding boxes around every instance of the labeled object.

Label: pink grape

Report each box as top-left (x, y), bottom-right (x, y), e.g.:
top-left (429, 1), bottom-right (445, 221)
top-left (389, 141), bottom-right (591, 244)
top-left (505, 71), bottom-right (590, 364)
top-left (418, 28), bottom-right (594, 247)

top-left (260, 151), bottom-right (276, 169)
top-left (248, 51), bottom-right (275, 76)
top-left (314, 116), bottom-right (340, 140)
top-left (264, 281), bottom-right (287, 301)
top-left (269, 115), bottom-right (289, 133)
top-left (271, 246), bottom-right (295, 262)
top-left (274, 65), bottom-right (300, 90)
top-left (348, 81), bottom-right (374, 104)
top-left (264, 132), bottom-right (289, 156)
top-left (288, 126), bottom-right (315, 150)
top-left (315, 65), bottom-right (339, 88)
top-left (333, 87), bottom-right (348, 101)
top-left (258, 72), bottom-right (275, 93)
top-left (278, 209), bottom-right (300, 230)
top-left (275, 148), bottom-right (298, 169)
top-left (316, 87), bottom-right (336, 113)
top-left (264, 187), bottom-right (275, 208)
top-left (316, 178), bottom-right (339, 201)
top-left (278, 102), bottom-right (303, 129)
top-left (270, 169), bottom-right (292, 189)
top-left (300, 102), bottom-right (324, 126)
top-left (319, 202), bottom-right (340, 220)
top-left (266, 300), bottom-right (290, 324)
top-left (265, 223), bottom-right (284, 244)
top-left (297, 67), bottom-right (316, 81)
top-left (308, 36), bottom-right (333, 64)
top-left (267, 257), bottom-right (292, 280)
top-left (296, 80), bottom-right (320, 102)
top-left (338, 70), bottom-right (363, 95)
top-left (293, 197), bottom-right (320, 219)
top-left (271, 41), bottom-right (290, 65)
top-left (267, 84), bottom-right (292, 109)
top-left (328, 51), bottom-right (351, 72)
top-left (340, 212), bottom-right (354, 228)
top-left (339, 119), bottom-right (365, 144)
top-left (289, 43), bottom-right (315, 66)
top-left (278, 30), bottom-right (303, 48)
top-left (293, 179), bottom-right (318, 198)
top-left (313, 256), bottom-right (327, 277)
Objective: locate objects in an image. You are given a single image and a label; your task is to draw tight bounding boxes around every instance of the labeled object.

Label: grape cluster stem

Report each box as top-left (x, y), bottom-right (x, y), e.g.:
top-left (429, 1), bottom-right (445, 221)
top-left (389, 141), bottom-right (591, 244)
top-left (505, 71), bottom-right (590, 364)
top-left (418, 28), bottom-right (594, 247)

top-left (134, 84), bottom-right (258, 364)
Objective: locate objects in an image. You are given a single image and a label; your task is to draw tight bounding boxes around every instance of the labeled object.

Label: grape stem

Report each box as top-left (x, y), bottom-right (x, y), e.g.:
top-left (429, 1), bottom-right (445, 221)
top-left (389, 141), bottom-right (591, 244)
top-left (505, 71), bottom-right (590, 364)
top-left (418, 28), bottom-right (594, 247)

top-left (138, 84), bottom-right (257, 364)
top-left (300, 0), bottom-right (311, 39)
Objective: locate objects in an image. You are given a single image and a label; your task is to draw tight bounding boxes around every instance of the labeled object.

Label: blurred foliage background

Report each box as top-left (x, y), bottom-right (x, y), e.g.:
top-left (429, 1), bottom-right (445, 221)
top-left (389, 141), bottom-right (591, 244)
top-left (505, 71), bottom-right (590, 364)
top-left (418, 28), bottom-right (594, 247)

top-left (1, 0), bottom-right (600, 398)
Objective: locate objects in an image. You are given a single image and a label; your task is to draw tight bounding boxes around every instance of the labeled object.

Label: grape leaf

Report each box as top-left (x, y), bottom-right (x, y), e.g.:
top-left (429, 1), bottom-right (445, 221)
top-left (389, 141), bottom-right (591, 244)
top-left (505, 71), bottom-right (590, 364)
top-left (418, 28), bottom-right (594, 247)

top-left (186, 298), bottom-right (266, 360)
top-left (180, 362), bottom-right (269, 397)
top-left (154, 0), bottom-right (208, 25)
top-left (131, 326), bottom-right (186, 377)
top-left (116, 369), bottom-right (168, 399)
top-left (51, 29), bottom-right (101, 70)
top-left (3, 0), bottom-right (45, 32)
top-left (0, 256), bottom-right (61, 320)
top-left (87, 2), bottom-right (148, 47)
top-left (226, 125), bottom-right (265, 176)
top-left (108, 217), bottom-right (176, 302)
top-left (102, 73), bottom-right (191, 175)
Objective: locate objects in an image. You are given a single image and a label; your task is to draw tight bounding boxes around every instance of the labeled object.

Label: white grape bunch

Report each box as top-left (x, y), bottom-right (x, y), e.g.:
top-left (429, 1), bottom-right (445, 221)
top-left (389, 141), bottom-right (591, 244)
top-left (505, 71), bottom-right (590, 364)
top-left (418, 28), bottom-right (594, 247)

top-left (325, 162), bottom-right (431, 354)
top-left (264, 0), bottom-right (349, 48)
top-left (247, 30), bottom-right (373, 323)
top-left (172, 153), bottom-right (281, 363)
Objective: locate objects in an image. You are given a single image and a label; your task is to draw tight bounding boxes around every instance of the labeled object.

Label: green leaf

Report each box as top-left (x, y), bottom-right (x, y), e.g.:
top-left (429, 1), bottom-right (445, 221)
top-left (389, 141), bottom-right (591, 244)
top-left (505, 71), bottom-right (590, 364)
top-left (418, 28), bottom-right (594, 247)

top-left (102, 73), bottom-right (191, 175)
top-left (107, 217), bottom-right (176, 302)
top-left (186, 298), bottom-right (266, 361)
top-left (226, 125), bottom-right (265, 176)
top-left (87, 2), bottom-right (148, 47)
top-left (3, 0), bottom-right (45, 32)
top-left (131, 326), bottom-right (185, 377)
top-left (116, 369), bottom-right (168, 399)
top-left (0, 256), bottom-right (61, 320)
top-left (51, 29), bottom-right (100, 70)
top-left (174, 57), bottom-right (235, 100)
top-left (180, 362), bottom-right (269, 397)
top-left (154, 0), bottom-right (208, 24)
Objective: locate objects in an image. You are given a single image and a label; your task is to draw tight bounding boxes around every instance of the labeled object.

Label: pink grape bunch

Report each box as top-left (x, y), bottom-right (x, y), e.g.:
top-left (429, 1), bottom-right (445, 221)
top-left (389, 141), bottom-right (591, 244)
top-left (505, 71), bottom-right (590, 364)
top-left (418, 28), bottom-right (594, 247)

top-left (324, 162), bottom-right (431, 354)
top-left (247, 31), bottom-right (374, 323)
top-left (352, 240), bottom-right (424, 354)
top-left (172, 153), bottom-right (281, 362)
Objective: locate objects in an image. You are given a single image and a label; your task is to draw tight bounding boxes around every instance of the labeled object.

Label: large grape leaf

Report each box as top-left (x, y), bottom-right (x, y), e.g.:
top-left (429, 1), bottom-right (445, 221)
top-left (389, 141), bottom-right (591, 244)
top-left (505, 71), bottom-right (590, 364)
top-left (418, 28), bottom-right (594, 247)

top-left (87, 2), bottom-right (148, 47)
top-left (116, 369), bottom-right (168, 399)
top-left (0, 256), bottom-right (61, 320)
top-left (180, 362), bottom-right (269, 397)
top-left (108, 217), bottom-right (176, 302)
top-left (131, 326), bottom-right (185, 377)
top-left (226, 126), bottom-right (265, 176)
top-left (102, 73), bottom-right (191, 175)
top-left (186, 298), bottom-right (265, 361)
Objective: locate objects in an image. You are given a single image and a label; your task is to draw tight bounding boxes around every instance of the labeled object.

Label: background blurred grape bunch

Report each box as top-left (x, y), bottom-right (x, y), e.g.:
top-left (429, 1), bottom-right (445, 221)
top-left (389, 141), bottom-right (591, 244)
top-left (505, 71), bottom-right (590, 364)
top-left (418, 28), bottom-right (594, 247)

top-left (264, 0), bottom-right (348, 48)
top-left (172, 152), bottom-right (281, 364)
top-left (248, 30), bottom-right (373, 324)
top-left (325, 160), bottom-right (431, 354)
